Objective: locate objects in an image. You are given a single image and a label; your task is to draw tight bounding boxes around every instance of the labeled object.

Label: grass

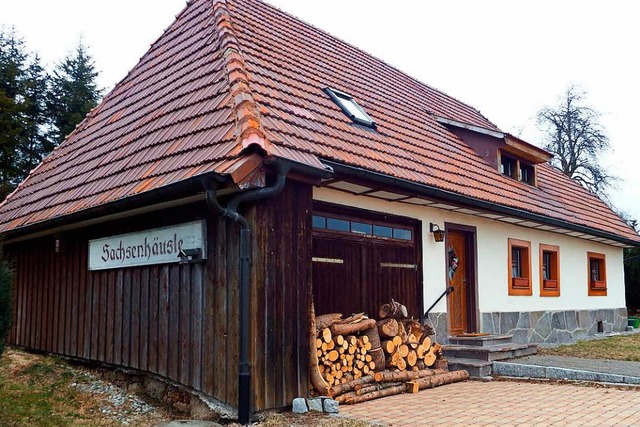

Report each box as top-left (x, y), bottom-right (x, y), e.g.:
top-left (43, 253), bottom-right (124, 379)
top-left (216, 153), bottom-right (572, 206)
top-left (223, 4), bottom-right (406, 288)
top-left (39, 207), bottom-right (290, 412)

top-left (539, 333), bottom-right (640, 362)
top-left (0, 349), bottom-right (169, 426)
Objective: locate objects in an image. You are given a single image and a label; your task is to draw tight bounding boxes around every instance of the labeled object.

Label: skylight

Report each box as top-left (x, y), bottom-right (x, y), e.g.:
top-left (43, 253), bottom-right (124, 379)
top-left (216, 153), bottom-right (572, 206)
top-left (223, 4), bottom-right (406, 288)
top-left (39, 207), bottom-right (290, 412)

top-left (324, 88), bottom-right (375, 128)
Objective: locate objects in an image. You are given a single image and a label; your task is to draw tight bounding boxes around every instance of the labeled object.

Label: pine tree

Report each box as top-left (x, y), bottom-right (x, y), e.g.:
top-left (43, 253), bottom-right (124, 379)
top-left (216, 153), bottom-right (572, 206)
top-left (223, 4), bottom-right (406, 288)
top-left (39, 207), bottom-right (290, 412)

top-left (47, 40), bottom-right (102, 144)
top-left (0, 27), bottom-right (28, 199)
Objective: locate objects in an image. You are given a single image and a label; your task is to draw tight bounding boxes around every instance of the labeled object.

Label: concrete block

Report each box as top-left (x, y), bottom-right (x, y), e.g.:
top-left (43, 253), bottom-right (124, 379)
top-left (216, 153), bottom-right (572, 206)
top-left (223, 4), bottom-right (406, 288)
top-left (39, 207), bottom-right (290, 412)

top-left (292, 398), bottom-right (308, 414)
top-left (323, 398), bottom-right (339, 413)
top-left (307, 397), bottom-right (323, 412)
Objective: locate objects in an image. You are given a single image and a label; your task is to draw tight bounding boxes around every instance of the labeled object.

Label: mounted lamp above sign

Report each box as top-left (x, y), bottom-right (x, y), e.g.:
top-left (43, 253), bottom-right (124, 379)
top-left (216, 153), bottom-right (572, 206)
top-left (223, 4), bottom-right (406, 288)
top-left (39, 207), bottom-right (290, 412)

top-left (88, 220), bottom-right (207, 271)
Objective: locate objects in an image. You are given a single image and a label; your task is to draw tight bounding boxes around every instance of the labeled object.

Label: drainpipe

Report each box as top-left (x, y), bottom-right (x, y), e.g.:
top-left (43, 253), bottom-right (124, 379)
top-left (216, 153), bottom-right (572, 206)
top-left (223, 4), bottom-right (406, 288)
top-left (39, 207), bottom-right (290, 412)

top-left (204, 160), bottom-right (289, 425)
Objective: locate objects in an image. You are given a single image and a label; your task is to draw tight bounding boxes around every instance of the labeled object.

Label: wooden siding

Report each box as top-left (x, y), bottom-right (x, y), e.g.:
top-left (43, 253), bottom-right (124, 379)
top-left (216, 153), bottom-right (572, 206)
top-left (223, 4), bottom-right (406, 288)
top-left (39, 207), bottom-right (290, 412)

top-left (6, 180), bottom-right (313, 411)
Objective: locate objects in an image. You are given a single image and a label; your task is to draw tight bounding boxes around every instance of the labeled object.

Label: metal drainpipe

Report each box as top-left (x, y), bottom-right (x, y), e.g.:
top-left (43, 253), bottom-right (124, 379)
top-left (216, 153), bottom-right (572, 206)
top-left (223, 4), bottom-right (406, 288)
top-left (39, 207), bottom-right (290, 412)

top-left (204, 161), bottom-right (289, 425)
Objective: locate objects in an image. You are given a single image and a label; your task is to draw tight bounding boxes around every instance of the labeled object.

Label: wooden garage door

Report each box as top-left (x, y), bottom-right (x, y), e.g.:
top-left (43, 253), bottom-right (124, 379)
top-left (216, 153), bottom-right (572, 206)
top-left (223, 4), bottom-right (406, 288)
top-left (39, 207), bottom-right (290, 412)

top-left (312, 205), bottom-right (422, 318)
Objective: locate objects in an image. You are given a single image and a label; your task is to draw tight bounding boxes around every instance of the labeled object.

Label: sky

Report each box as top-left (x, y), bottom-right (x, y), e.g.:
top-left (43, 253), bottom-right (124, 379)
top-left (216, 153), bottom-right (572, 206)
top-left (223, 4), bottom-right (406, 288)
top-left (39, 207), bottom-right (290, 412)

top-left (2, 1), bottom-right (639, 222)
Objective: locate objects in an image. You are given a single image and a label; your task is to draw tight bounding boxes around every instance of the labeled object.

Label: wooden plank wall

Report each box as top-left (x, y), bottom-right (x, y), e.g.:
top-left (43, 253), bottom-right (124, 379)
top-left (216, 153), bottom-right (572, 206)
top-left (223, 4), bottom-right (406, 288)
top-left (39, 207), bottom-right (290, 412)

top-left (6, 204), bottom-right (241, 407)
top-left (250, 180), bottom-right (312, 411)
top-left (6, 182), bottom-right (313, 412)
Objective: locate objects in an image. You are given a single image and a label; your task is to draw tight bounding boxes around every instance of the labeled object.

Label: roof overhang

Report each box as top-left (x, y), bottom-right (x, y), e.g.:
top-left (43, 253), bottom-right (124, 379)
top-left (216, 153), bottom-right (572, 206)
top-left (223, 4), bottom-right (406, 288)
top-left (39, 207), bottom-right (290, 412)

top-left (435, 116), bottom-right (553, 164)
top-left (321, 159), bottom-right (640, 248)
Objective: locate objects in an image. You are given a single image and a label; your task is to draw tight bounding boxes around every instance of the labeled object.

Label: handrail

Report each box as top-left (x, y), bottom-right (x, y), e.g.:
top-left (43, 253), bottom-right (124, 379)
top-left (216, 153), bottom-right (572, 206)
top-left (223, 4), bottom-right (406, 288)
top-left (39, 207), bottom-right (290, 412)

top-left (423, 286), bottom-right (454, 320)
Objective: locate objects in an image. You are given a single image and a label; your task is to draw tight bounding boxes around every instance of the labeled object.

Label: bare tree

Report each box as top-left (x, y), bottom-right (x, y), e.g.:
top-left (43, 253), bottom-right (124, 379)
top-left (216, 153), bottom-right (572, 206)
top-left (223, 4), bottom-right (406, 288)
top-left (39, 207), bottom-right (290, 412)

top-left (537, 86), bottom-right (615, 197)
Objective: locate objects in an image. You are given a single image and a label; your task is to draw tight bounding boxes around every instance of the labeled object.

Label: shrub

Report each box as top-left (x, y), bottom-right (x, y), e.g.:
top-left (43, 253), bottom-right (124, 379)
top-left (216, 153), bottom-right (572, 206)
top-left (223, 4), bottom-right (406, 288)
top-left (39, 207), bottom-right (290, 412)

top-left (0, 259), bottom-right (11, 356)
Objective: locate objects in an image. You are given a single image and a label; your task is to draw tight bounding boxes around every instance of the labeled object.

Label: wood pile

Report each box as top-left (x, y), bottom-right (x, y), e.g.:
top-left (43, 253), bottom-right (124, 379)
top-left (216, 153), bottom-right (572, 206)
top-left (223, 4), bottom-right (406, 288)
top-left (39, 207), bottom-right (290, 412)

top-left (309, 299), bottom-right (467, 405)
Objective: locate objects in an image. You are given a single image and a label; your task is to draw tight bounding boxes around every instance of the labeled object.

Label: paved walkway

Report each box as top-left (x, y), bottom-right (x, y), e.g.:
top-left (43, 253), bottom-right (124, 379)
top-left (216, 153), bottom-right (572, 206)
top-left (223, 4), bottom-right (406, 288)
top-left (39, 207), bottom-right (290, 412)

top-left (339, 380), bottom-right (640, 426)
top-left (508, 355), bottom-right (640, 378)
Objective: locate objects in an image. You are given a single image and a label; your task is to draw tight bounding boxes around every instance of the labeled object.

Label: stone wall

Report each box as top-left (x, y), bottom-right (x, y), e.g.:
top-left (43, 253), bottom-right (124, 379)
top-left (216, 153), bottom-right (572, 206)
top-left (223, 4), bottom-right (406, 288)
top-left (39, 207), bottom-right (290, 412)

top-left (480, 308), bottom-right (628, 345)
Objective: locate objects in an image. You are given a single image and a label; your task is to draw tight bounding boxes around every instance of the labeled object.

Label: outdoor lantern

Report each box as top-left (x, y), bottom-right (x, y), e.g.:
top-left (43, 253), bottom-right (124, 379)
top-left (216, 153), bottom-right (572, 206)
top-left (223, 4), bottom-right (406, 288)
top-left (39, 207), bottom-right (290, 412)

top-left (430, 223), bottom-right (445, 242)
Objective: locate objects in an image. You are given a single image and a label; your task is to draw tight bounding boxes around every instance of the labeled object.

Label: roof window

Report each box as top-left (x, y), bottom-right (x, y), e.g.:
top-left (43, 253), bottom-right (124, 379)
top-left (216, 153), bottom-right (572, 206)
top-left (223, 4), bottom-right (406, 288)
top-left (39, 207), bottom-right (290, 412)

top-left (324, 88), bottom-right (375, 128)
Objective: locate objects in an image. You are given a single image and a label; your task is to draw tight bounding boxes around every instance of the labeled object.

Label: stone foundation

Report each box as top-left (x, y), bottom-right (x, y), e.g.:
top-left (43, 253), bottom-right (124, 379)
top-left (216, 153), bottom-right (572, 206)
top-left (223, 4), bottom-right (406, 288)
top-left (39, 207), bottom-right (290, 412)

top-left (425, 312), bottom-right (450, 344)
top-left (480, 308), bottom-right (627, 345)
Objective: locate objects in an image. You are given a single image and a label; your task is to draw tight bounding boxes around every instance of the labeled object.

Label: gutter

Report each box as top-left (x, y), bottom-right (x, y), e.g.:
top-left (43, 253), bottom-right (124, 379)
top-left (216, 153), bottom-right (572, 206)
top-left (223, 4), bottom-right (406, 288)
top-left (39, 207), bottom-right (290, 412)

top-left (322, 160), bottom-right (640, 248)
top-left (204, 159), bottom-right (290, 425)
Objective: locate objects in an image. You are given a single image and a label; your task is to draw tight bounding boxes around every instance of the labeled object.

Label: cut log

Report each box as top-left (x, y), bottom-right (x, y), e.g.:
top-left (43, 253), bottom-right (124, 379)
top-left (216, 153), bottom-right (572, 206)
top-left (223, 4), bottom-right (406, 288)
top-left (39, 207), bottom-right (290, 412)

top-left (338, 313), bottom-right (367, 324)
top-left (329, 375), bottom-right (375, 397)
top-left (315, 338), bottom-right (323, 349)
top-left (397, 322), bottom-right (408, 343)
top-left (334, 335), bottom-right (345, 346)
top-left (322, 328), bottom-right (332, 344)
top-left (397, 344), bottom-right (409, 358)
top-left (373, 367), bottom-right (447, 382)
top-left (346, 335), bottom-right (357, 346)
top-left (407, 350), bottom-right (417, 367)
top-left (406, 320), bottom-right (424, 341)
top-left (382, 340), bottom-right (396, 354)
top-left (344, 384), bottom-right (406, 404)
top-left (335, 391), bottom-right (357, 403)
top-left (378, 299), bottom-right (408, 320)
top-left (421, 336), bottom-right (432, 349)
top-left (309, 303), bottom-right (330, 395)
top-left (376, 318), bottom-right (399, 338)
top-left (392, 336), bottom-right (403, 347)
top-left (355, 381), bottom-right (403, 396)
top-left (405, 370), bottom-right (470, 393)
top-left (330, 319), bottom-right (376, 336)
top-left (416, 344), bottom-right (426, 359)
top-left (326, 339), bottom-right (335, 351)
top-left (407, 333), bottom-right (419, 350)
top-left (368, 347), bottom-right (385, 372)
top-left (423, 349), bottom-right (436, 367)
top-left (396, 357), bottom-right (407, 371)
top-left (327, 350), bottom-right (339, 362)
top-left (315, 313), bottom-right (343, 332)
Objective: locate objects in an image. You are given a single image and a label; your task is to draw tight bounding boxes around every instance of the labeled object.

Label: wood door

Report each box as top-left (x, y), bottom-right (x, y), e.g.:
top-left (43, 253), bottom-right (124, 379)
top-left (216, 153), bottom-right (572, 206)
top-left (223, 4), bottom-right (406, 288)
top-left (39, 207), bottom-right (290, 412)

top-left (447, 231), bottom-right (468, 335)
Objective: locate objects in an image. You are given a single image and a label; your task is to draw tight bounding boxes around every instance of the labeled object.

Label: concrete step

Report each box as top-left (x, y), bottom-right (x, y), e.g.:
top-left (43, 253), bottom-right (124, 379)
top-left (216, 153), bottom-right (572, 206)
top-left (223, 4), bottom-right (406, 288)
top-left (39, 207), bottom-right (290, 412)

top-left (447, 357), bottom-right (493, 378)
top-left (443, 343), bottom-right (538, 362)
top-left (448, 334), bottom-right (514, 347)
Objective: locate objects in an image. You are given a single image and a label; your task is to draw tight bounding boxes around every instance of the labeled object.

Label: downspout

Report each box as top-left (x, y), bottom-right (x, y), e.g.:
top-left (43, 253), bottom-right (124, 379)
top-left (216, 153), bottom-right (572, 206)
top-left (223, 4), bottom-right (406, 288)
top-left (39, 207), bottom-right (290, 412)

top-left (204, 160), bottom-right (289, 425)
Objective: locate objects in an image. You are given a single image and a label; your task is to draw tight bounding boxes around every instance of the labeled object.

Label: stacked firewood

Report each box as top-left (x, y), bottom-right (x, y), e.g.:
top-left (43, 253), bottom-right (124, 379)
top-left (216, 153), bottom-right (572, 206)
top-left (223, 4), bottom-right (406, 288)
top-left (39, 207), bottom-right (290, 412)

top-left (310, 300), bottom-right (466, 404)
top-left (377, 301), bottom-right (442, 371)
top-left (314, 313), bottom-right (382, 387)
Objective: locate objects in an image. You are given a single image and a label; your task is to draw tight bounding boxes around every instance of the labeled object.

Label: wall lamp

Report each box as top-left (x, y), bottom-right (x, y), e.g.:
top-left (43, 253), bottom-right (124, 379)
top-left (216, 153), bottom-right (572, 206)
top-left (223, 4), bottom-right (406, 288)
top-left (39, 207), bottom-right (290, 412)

top-left (429, 223), bottom-right (445, 242)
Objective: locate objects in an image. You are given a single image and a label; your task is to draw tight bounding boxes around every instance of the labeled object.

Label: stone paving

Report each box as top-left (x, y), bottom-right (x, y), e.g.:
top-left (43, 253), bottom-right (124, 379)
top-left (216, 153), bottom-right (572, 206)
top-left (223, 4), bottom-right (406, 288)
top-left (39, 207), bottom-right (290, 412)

top-left (339, 380), bottom-right (640, 426)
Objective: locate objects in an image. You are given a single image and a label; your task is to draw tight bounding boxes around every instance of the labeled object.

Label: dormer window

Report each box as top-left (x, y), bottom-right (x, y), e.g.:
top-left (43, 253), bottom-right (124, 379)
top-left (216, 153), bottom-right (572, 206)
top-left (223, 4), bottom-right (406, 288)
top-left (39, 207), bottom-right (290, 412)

top-left (500, 150), bottom-right (536, 186)
top-left (520, 162), bottom-right (534, 185)
top-left (500, 155), bottom-right (517, 178)
top-left (324, 88), bottom-right (375, 128)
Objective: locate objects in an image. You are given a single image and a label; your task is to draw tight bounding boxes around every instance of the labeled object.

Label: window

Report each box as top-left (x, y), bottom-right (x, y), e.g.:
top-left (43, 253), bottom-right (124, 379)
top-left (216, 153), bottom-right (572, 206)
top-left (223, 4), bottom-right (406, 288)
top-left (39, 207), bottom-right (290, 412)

top-left (508, 238), bottom-right (532, 296)
top-left (519, 162), bottom-right (535, 185)
top-left (587, 252), bottom-right (607, 296)
top-left (500, 154), bottom-right (517, 178)
top-left (324, 88), bottom-right (375, 128)
top-left (499, 151), bottom-right (536, 185)
top-left (313, 214), bottom-right (412, 242)
top-left (539, 244), bottom-right (560, 297)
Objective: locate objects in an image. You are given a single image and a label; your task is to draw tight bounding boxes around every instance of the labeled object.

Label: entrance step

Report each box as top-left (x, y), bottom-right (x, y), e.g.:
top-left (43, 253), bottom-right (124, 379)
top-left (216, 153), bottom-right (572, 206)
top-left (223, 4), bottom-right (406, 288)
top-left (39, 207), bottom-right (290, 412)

top-left (448, 334), bottom-right (514, 347)
top-left (442, 343), bottom-right (538, 362)
top-left (447, 357), bottom-right (493, 378)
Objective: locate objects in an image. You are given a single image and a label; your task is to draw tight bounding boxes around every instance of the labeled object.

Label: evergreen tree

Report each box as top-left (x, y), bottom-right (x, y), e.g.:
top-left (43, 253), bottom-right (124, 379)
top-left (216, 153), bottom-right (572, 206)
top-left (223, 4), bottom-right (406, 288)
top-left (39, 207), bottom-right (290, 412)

top-left (47, 40), bottom-right (102, 144)
top-left (0, 27), bottom-right (27, 199)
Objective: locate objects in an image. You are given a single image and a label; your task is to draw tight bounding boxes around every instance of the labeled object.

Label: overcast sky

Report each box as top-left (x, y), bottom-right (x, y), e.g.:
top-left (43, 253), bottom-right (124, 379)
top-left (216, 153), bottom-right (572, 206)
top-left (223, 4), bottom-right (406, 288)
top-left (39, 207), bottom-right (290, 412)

top-left (3, 1), bottom-right (639, 223)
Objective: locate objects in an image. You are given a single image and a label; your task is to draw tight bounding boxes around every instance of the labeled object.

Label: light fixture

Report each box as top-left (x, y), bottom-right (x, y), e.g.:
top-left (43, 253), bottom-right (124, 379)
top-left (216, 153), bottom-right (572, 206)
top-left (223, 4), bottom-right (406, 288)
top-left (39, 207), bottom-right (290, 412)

top-left (429, 223), bottom-right (445, 242)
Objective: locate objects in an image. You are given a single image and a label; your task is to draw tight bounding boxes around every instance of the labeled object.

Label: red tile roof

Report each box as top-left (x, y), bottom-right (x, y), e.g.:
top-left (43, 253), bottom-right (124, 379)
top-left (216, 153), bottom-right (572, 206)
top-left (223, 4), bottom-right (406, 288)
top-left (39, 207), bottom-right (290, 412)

top-left (0, 0), bottom-right (637, 244)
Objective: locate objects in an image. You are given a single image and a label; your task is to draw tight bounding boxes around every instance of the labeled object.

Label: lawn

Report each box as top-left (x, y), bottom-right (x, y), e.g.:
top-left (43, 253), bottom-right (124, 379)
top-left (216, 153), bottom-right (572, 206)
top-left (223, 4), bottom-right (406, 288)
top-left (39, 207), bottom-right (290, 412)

top-left (539, 333), bottom-right (640, 362)
top-left (0, 349), bottom-right (170, 426)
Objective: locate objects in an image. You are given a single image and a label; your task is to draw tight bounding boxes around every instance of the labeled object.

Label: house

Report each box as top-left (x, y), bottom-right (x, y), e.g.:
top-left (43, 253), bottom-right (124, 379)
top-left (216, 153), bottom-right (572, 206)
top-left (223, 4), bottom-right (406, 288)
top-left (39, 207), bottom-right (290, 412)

top-left (1, 0), bottom-right (638, 421)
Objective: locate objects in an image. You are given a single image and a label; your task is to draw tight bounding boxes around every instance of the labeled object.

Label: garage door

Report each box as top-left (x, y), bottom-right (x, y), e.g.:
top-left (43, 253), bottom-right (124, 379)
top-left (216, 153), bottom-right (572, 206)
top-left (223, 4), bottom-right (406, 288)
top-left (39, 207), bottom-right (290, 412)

top-left (312, 204), bottom-right (422, 318)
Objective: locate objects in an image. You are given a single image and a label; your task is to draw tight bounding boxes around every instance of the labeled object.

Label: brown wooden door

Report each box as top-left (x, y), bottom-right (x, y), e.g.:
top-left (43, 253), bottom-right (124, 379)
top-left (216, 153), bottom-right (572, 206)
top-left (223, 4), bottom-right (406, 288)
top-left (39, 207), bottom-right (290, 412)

top-left (312, 236), bottom-right (420, 318)
top-left (447, 231), bottom-right (468, 335)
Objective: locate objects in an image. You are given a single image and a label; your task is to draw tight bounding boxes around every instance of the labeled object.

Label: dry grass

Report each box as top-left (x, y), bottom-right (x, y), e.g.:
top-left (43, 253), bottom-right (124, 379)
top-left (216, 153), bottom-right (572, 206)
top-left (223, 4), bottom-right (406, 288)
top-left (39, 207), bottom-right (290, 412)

top-left (0, 348), bottom-right (171, 426)
top-left (539, 334), bottom-right (640, 361)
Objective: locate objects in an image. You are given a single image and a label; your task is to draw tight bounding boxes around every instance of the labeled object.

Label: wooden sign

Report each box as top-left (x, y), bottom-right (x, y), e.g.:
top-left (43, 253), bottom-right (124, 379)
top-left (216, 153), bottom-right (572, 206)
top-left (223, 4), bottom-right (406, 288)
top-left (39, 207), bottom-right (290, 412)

top-left (88, 220), bottom-right (206, 271)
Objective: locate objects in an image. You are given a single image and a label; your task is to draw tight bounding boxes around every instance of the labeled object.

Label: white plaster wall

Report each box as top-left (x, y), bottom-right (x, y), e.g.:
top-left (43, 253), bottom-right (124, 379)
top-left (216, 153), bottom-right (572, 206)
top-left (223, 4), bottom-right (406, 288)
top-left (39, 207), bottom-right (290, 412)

top-left (313, 187), bottom-right (626, 315)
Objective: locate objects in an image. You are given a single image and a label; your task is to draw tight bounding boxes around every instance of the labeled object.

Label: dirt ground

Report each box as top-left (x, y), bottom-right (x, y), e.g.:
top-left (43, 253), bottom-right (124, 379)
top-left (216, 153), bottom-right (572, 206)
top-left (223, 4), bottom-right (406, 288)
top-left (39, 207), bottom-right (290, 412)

top-left (0, 348), bottom-right (372, 427)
